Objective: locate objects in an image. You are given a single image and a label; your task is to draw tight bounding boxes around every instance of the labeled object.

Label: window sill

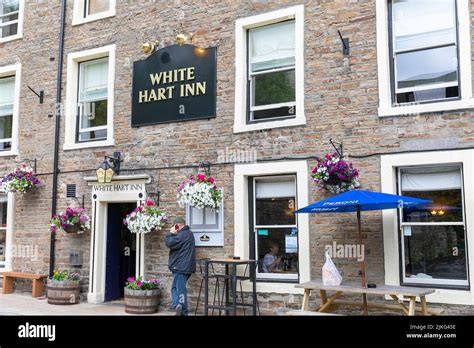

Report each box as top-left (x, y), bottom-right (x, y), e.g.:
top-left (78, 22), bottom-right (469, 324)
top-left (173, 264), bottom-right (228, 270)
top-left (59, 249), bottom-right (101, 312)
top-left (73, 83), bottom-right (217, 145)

top-left (379, 98), bottom-right (474, 117)
top-left (0, 34), bottom-right (22, 44)
top-left (0, 149), bottom-right (19, 157)
top-left (72, 10), bottom-right (116, 26)
top-left (233, 115), bottom-right (306, 134)
top-left (63, 139), bottom-right (115, 151)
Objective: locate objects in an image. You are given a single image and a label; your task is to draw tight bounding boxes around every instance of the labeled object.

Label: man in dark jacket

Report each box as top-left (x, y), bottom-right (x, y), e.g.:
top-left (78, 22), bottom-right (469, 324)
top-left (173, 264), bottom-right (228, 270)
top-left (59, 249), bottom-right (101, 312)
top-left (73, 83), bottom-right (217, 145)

top-left (165, 217), bottom-right (196, 316)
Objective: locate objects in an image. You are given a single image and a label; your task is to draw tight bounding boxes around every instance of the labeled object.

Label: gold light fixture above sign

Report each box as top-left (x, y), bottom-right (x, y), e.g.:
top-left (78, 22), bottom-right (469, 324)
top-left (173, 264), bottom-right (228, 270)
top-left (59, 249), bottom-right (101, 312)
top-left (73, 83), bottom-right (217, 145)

top-left (176, 32), bottom-right (193, 46)
top-left (142, 41), bottom-right (159, 55)
top-left (96, 152), bottom-right (123, 183)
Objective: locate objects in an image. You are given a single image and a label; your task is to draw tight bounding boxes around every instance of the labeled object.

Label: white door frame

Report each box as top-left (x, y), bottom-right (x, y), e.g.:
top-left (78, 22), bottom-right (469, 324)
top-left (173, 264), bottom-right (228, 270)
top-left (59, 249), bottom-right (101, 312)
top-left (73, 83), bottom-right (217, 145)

top-left (85, 174), bottom-right (150, 304)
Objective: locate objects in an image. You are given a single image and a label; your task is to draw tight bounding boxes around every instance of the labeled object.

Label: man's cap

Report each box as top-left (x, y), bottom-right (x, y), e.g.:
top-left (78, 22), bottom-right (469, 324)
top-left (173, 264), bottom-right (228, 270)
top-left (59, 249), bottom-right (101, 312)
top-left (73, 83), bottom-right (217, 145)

top-left (173, 216), bottom-right (186, 224)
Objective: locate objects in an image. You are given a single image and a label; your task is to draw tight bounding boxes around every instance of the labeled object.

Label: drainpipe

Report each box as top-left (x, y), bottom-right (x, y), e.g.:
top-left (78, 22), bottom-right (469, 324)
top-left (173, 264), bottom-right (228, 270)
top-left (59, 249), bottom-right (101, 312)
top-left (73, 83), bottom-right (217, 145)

top-left (49, 0), bottom-right (67, 278)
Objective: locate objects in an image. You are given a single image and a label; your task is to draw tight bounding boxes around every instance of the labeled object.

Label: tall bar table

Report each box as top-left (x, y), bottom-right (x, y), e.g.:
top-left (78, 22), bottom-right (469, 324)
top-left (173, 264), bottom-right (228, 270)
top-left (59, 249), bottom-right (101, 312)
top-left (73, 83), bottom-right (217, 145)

top-left (204, 258), bottom-right (257, 316)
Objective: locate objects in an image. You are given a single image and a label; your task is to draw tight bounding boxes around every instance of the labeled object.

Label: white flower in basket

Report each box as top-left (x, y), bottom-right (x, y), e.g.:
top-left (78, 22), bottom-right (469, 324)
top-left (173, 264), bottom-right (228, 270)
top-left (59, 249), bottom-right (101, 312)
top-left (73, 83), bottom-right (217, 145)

top-left (124, 200), bottom-right (168, 234)
top-left (177, 174), bottom-right (222, 210)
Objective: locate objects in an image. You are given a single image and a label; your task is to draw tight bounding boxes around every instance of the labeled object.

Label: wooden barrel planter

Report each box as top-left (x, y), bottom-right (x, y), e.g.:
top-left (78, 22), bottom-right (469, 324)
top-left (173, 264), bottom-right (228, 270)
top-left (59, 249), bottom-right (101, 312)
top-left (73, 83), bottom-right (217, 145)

top-left (124, 288), bottom-right (160, 314)
top-left (47, 279), bottom-right (80, 305)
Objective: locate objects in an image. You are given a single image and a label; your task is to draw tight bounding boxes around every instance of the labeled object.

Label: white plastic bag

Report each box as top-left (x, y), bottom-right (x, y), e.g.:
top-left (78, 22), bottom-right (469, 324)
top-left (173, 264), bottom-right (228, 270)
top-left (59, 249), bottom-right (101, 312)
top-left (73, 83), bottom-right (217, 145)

top-left (322, 252), bottom-right (342, 286)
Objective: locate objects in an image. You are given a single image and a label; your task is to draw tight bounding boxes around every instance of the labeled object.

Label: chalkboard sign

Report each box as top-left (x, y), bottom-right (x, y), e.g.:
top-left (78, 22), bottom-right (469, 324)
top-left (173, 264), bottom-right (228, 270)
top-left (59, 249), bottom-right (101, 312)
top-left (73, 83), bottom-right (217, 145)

top-left (131, 44), bottom-right (217, 127)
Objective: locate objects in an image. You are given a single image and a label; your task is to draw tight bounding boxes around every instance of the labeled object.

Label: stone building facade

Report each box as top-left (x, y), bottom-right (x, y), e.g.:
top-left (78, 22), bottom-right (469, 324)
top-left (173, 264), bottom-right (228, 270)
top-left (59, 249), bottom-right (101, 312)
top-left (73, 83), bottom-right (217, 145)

top-left (1, 0), bottom-right (474, 314)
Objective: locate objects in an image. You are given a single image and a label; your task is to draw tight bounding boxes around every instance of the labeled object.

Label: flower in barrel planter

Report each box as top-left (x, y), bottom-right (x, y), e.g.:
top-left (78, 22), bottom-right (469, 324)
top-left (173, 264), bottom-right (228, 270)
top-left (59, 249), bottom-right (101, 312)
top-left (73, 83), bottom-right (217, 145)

top-left (50, 207), bottom-right (91, 235)
top-left (311, 153), bottom-right (360, 194)
top-left (124, 277), bottom-right (162, 314)
top-left (0, 164), bottom-right (40, 194)
top-left (123, 200), bottom-right (167, 234)
top-left (177, 173), bottom-right (222, 209)
top-left (47, 270), bottom-right (81, 305)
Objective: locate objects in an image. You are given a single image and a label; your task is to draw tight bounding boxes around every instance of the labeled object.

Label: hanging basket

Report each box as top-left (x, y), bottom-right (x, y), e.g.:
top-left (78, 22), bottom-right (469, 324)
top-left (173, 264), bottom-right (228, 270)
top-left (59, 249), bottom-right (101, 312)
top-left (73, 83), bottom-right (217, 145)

top-left (0, 164), bottom-right (41, 194)
top-left (50, 208), bottom-right (91, 235)
top-left (123, 200), bottom-right (168, 234)
top-left (177, 173), bottom-right (222, 209)
top-left (311, 153), bottom-right (360, 194)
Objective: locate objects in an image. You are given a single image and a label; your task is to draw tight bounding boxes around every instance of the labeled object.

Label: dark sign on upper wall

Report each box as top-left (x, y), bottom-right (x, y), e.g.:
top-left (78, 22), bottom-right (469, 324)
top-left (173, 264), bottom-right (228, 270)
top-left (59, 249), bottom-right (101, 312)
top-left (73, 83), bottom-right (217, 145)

top-left (131, 44), bottom-right (217, 127)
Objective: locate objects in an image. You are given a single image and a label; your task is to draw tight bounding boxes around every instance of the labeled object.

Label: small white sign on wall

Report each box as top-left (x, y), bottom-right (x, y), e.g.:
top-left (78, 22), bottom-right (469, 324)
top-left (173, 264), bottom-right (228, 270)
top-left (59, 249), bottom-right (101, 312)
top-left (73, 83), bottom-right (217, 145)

top-left (186, 192), bottom-right (224, 247)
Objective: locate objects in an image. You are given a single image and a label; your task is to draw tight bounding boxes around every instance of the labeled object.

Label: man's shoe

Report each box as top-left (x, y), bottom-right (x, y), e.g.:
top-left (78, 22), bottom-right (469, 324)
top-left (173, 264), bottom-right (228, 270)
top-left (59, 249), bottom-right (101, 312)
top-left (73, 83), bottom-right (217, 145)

top-left (175, 304), bottom-right (183, 316)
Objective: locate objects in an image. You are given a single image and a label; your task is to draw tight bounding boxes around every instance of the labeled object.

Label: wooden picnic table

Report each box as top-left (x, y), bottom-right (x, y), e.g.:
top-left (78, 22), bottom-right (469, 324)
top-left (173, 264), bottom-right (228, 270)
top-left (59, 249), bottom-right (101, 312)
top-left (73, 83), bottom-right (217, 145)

top-left (296, 281), bottom-right (438, 316)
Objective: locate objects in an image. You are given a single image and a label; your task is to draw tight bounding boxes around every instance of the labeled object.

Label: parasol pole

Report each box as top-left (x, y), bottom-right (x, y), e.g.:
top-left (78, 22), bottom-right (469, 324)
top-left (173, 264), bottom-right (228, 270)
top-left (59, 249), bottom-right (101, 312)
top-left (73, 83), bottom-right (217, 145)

top-left (357, 206), bottom-right (368, 316)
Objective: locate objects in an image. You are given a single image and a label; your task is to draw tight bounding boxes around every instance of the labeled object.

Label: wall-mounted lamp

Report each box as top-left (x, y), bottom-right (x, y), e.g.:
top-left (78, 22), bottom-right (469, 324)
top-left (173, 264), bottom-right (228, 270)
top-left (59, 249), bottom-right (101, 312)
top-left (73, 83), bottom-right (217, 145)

top-left (96, 152), bottom-right (122, 183)
top-left (176, 32), bottom-right (194, 46)
top-left (142, 40), bottom-right (159, 55)
top-left (337, 30), bottom-right (350, 56)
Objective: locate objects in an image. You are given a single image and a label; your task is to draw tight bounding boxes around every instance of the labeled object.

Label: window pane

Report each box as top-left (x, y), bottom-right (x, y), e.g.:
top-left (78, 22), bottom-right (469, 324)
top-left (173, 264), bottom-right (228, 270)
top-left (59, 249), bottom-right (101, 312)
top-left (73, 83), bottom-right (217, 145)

top-left (0, 114), bottom-right (12, 139)
top-left (0, 199), bottom-right (7, 226)
top-left (252, 105), bottom-right (296, 121)
top-left (0, 0), bottom-right (19, 15)
top-left (252, 69), bottom-right (295, 107)
top-left (396, 86), bottom-right (459, 103)
top-left (255, 177), bottom-right (296, 226)
top-left (392, 0), bottom-right (456, 51)
top-left (396, 45), bottom-right (458, 91)
top-left (79, 58), bottom-right (108, 101)
top-left (401, 166), bottom-right (463, 223)
top-left (0, 76), bottom-right (15, 112)
top-left (78, 129), bottom-right (107, 142)
top-left (404, 225), bottom-right (467, 281)
top-left (250, 21), bottom-right (295, 72)
top-left (0, 0), bottom-right (19, 38)
top-left (87, 0), bottom-right (109, 15)
top-left (0, 199), bottom-right (7, 263)
top-left (79, 99), bottom-right (108, 129)
top-left (257, 228), bottom-right (298, 274)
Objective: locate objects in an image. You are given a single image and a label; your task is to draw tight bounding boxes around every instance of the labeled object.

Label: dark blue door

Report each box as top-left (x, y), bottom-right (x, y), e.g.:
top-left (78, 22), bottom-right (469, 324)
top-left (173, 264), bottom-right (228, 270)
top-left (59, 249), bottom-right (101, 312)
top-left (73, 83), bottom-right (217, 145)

top-left (105, 203), bottom-right (121, 302)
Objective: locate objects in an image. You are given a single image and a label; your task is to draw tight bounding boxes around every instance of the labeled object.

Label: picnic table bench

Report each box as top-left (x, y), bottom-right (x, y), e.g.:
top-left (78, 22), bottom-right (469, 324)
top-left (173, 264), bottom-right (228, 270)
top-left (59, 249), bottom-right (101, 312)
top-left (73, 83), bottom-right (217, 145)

top-left (296, 281), bottom-right (439, 316)
top-left (1, 272), bottom-right (48, 298)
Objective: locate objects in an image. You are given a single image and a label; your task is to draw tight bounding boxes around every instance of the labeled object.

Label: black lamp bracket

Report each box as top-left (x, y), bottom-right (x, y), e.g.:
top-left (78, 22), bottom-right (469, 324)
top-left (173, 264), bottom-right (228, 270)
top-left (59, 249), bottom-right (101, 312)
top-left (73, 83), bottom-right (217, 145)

top-left (198, 161), bottom-right (211, 176)
top-left (23, 158), bottom-right (37, 174)
top-left (337, 30), bottom-right (350, 56)
top-left (105, 152), bottom-right (122, 175)
top-left (148, 191), bottom-right (161, 206)
top-left (73, 195), bottom-right (85, 209)
top-left (27, 86), bottom-right (44, 104)
top-left (329, 139), bottom-right (344, 158)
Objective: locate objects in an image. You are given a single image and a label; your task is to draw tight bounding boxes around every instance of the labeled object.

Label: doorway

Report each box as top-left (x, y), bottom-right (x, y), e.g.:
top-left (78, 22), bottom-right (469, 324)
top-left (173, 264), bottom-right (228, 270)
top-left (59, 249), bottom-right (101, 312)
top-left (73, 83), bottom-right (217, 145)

top-left (105, 202), bottom-right (136, 302)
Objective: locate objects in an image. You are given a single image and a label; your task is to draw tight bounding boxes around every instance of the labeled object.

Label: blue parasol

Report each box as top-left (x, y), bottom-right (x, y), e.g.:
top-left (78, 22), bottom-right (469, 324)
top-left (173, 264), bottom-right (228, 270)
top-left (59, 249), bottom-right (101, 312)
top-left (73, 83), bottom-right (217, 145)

top-left (296, 190), bottom-right (431, 315)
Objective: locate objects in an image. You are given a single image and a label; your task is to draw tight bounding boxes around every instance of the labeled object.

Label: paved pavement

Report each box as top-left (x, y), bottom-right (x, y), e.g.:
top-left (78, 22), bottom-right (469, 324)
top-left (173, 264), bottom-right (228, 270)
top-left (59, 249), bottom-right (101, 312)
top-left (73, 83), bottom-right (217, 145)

top-left (0, 293), bottom-right (174, 316)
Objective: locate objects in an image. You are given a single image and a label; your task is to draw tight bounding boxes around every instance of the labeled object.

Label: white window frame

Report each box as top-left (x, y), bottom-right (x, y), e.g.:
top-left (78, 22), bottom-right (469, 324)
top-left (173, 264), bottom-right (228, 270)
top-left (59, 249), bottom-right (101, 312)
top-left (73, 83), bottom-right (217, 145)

top-left (398, 164), bottom-right (468, 287)
top-left (64, 45), bottom-right (115, 150)
top-left (72, 0), bottom-right (116, 26)
top-left (0, 193), bottom-right (15, 272)
top-left (0, 63), bottom-right (20, 157)
top-left (77, 58), bottom-right (109, 143)
top-left (253, 175), bottom-right (298, 281)
top-left (234, 5), bottom-right (305, 133)
top-left (234, 160), bottom-right (310, 294)
top-left (0, 0), bottom-right (24, 44)
top-left (376, 0), bottom-right (474, 117)
top-left (381, 150), bottom-right (474, 305)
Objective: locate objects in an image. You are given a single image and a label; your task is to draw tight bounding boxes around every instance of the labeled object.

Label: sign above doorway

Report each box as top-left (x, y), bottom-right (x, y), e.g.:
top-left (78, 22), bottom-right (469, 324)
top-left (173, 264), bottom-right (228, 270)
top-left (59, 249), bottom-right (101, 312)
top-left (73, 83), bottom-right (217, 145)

top-left (131, 44), bottom-right (217, 127)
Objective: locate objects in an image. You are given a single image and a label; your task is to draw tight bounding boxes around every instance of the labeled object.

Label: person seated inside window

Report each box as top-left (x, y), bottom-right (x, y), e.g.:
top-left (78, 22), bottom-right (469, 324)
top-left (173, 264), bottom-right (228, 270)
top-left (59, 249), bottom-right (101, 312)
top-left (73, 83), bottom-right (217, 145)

top-left (262, 242), bottom-right (283, 273)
